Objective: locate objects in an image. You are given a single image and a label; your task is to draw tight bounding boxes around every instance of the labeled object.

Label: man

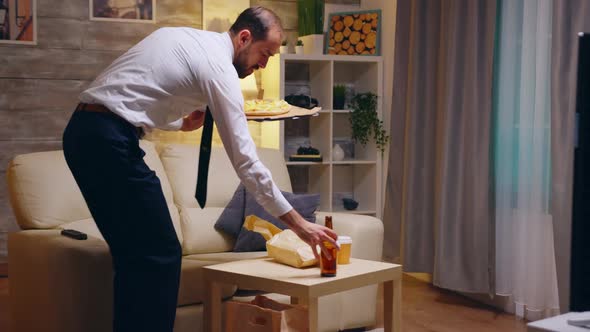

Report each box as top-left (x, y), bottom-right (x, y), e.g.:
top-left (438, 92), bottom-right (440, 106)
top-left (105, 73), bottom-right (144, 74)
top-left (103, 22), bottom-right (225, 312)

top-left (62, 6), bottom-right (338, 332)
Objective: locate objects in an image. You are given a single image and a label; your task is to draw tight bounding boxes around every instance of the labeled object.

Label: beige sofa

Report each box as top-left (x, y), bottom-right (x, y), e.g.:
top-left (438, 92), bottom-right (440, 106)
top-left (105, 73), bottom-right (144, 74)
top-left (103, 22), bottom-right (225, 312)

top-left (6, 140), bottom-right (384, 332)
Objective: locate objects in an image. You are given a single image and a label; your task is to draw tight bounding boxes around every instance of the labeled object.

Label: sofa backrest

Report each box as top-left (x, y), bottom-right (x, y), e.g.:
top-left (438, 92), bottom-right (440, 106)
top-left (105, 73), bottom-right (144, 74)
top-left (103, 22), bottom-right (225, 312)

top-left (6, 141), bottom-right (182, 243)
top-left (158, 143), bottom-right (292, 255)
top-left (6, 140), bottom-right (292, 255)
top-left (158, 143), bottom-right (292, 209)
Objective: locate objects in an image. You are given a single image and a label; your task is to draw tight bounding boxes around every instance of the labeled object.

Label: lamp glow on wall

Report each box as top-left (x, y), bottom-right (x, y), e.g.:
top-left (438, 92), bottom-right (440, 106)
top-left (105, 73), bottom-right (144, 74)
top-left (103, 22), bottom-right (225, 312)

top-left (241, 72), bottom-right (280, 150)
top-left (240, 74), bottom-right (258, 100)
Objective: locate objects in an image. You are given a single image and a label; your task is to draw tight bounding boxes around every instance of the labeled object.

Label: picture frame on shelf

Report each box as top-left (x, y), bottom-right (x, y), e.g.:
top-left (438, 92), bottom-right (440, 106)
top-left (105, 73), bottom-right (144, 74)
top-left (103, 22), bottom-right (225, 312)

top-left (325, 9), bottom-right (381, 56)
top-left (0, 0), bottom-right (37, 45)
top-left (90, 0), bottom-right (156, 23)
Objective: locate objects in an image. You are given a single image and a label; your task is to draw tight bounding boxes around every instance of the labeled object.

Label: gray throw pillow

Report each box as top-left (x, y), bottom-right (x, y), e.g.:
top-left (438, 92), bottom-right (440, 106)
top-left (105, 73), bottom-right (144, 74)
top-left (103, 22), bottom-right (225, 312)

top-left (233, 190), bottom-right (320, 252)
top-left (213, 184), bottom-right (246, 238)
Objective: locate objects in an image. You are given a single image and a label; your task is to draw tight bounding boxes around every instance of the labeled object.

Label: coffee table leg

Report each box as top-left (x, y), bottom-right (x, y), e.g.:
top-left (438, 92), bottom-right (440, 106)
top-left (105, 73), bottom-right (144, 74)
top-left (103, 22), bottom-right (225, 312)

top-left (203, 279), bottom-right (222, 332)
top-left (308, 296), bottom-right (319, 332)
top-left (384, 279), bottom-right (402, 332)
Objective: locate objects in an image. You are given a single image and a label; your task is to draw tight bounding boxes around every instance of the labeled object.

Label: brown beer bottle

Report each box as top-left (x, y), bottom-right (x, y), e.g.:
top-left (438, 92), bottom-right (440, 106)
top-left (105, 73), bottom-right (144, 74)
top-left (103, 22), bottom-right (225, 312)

top-left (325, 215), bottom-right (333, 229)
top-left (321, 215), bottom-right (337, 277)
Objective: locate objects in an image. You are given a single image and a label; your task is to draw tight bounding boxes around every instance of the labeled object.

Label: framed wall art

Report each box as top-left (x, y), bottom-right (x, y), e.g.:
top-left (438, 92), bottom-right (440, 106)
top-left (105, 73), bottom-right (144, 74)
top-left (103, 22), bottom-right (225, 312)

top-left (325, 9), bottom-right (381, 56)
top-left (90, 0), bottom-right (156, 23)
top-left (0, 0), bottom-right (37, 45)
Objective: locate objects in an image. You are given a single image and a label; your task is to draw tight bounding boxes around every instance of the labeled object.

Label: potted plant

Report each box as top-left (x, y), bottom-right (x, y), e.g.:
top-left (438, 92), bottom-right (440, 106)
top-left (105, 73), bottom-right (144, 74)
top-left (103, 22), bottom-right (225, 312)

top-left (297, 0), bottom-right (324, 54)
top-left (295, 40), bottom-right (304, 55)
top-left (280, 40), bottom-right (288, 54)
top-left (349, 92), bottom-right (389, 154)
top-left (333, 84), bottom-right (346, 109)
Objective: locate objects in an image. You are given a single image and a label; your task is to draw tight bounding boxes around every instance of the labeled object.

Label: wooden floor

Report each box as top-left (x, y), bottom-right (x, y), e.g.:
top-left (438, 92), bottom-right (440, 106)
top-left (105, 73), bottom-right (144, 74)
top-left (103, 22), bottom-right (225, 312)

top-left (376, 274), bottom-right (528, 332)
top-left (0, 264), bottom-right (527, 332)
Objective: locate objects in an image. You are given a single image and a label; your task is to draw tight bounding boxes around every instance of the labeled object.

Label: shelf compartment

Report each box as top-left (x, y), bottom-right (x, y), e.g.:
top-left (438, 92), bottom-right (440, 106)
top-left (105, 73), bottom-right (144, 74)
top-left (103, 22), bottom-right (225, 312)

top-left (284, 112), bottom-right (331, 162)
top-left (332, 112), bottom-right (377, 162)
top-left (333, 61), bottom-right (380, 96)
top-left (284, 60), bottom-right (332, 110)
top-left (332, 164), bottom-right (377, 213)
top-left (287, 164), bottom-right (331, 212)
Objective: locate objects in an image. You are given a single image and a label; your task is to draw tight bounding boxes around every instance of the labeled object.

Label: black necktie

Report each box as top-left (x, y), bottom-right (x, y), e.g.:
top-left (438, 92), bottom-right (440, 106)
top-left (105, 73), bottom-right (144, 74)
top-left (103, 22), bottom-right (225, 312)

top-left (195, 107), bottom-right (213, 208)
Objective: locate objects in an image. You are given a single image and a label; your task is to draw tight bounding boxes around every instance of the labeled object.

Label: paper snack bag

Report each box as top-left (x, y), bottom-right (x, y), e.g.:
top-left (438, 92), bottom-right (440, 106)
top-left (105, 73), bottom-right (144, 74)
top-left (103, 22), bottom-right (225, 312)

top-left (243, 215), bottom-right (318, 268)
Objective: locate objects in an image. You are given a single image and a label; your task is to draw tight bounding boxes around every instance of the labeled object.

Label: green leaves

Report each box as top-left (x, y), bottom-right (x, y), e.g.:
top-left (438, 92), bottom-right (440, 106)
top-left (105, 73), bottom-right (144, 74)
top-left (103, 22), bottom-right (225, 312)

top-left (297, 0), bottom-right (324, 36)
top-left (349, 92), bottom-right (389, 154)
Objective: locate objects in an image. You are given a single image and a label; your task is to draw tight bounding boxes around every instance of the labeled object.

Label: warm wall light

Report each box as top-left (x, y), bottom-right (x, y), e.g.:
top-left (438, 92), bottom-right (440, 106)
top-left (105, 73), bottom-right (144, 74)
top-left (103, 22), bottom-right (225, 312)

top-left (240, 75), bottom-right (259, 100)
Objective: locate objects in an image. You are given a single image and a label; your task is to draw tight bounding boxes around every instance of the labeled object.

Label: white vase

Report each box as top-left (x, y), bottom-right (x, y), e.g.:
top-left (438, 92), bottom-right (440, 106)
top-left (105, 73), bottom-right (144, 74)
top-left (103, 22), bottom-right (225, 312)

top-left (280, 45), bottom-right (288, 54)
top-left (298, 34), bottom-right (324, 55)
top-left (295, 45), bottom-right (304, 55)
top-left (333, 144), bottom-right (345, 161)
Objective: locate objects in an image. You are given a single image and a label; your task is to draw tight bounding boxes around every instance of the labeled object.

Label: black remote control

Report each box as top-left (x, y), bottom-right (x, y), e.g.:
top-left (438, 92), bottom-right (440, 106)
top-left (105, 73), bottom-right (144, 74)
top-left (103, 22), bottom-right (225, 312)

top-left (61, 229), bottom-right (88, 240)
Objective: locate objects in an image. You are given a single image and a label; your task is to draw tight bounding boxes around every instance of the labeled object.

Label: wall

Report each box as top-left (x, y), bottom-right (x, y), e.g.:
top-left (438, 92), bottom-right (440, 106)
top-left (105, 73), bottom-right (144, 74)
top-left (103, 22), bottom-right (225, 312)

top-left (0, 0), bottom-right (304, 264)
top-left (0, 0), bottom-right (361, 263)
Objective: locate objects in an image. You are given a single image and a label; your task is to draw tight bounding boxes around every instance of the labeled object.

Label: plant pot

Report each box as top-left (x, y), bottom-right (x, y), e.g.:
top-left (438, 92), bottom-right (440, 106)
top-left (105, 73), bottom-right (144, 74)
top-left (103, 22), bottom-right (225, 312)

top-left (333, 96), bottom-right (345, 109)
top-left (295, 45), bottom-right (304, 55)
top-left (333, 85), bottom-right (346, 109)
top-left (298, 34), bottom-right (324, 55)
top-left (280, 45), bottom-right (288, 54)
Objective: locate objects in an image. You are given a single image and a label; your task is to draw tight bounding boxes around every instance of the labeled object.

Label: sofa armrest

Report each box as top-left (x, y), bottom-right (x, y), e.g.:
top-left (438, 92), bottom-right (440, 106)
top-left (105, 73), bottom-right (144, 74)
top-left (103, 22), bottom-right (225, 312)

top-left (315, 212), bottom-right (384, 261)
top-left (8, 230), bottom-right (113, 332)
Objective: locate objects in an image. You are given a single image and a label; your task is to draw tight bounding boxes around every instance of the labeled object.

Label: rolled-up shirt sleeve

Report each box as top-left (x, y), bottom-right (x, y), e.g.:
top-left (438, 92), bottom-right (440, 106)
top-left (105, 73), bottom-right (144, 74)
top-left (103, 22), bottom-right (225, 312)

top-left (200, 73), bottom-right (292, 217)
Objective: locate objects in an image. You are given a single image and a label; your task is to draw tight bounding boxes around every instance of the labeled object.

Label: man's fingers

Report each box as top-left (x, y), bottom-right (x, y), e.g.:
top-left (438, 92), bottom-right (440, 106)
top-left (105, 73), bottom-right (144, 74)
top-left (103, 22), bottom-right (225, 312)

top-left (320, 242), bottom-right (333, 260)
top-left (311, 244), bottom-right (320, 261)
top-left (318, 235), bottom-right (339, 260)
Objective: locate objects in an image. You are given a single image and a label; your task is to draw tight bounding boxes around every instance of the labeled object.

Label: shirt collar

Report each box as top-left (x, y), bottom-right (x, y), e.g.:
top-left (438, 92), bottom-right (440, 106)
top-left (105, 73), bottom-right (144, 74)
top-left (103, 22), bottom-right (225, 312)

top-left (222, 32), bottom-right (234, 61)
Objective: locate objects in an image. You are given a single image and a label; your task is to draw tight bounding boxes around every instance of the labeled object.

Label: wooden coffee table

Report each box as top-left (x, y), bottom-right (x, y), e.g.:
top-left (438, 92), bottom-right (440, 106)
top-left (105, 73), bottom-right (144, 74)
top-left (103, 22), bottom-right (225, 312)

top-left (202, 257), bottom-right (402, 332)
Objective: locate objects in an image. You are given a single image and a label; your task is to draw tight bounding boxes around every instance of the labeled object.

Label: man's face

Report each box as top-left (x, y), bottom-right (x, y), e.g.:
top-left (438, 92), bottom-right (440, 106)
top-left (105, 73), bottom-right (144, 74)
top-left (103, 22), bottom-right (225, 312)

top-left (234, 27), bottom-right (282, 78)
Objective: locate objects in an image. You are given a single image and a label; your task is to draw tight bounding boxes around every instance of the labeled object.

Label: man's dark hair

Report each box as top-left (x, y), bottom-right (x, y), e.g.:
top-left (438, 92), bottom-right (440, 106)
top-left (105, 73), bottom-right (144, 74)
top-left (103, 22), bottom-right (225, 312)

top-left (230, 6), bottom-right (283, 41)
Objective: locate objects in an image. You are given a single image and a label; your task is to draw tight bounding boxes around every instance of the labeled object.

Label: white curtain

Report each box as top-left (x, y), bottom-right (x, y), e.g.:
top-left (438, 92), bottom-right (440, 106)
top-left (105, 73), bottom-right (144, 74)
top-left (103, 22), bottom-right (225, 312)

top-left (493, 0), bottom-right (560, 320)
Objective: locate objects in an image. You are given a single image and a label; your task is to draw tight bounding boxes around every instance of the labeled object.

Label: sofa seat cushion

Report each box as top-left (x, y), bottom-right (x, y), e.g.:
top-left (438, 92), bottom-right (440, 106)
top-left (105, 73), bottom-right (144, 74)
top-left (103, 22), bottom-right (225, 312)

top-left (59, 202), bottom-right (183, 245)
top-left (60, 218), bottom-right (104, 240)
top-left (178, 252), bottom-right (267, 306)
top-left (184, 251), bottom-right (268, 263)
top-left (177, 259), bottom-right (236, 306)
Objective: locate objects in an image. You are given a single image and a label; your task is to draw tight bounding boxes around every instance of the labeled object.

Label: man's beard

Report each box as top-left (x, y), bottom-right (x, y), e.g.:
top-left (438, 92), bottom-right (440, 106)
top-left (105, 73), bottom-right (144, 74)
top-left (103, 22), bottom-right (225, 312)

top-left (234, 62), bottom-right (249, 78)
top-left (233, 47), bottom-right (255, 78)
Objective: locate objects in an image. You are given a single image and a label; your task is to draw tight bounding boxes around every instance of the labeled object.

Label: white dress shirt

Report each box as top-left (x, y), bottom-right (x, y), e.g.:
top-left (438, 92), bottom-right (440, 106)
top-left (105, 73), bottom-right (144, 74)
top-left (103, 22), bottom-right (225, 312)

top-left (79, 27), bottom-right (292, 217)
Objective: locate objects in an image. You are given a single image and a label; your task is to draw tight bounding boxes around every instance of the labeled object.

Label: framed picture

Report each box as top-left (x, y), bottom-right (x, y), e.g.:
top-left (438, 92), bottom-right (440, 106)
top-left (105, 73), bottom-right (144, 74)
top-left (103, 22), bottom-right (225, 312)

top-left (0, 0), bottom-right (37, 45)
top-left (90, 0), bottom-right (156, 23)
top-left (325, 9), bottom-right (381, 56)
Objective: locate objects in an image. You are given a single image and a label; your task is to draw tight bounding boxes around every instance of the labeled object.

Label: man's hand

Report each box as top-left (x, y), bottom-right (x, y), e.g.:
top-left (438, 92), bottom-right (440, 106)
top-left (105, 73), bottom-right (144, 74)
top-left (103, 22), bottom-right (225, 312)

top-left (180, 110), bottom-right (205, 131)
top-left (279, 209), bottom-right (339, 261)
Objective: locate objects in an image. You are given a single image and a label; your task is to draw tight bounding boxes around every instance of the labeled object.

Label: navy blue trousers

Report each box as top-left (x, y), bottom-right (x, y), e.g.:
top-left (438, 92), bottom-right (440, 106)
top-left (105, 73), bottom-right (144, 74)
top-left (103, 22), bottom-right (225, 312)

top-left (63, 110), bottom-right (182, 332)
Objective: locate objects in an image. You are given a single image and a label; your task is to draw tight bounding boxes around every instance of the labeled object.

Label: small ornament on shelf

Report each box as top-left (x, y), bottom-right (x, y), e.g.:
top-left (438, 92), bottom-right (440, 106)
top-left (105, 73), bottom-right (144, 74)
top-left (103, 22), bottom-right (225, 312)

top-left (289, 145), bottom-right (322, 162)
top-left (295, 40), bottom-right (304, 55)
top-left (332, 144), bottom-right (345, 161)
top-left (342, 197), bottom-right (359, 211)
top-left (280, 40), bottom-right (288, 54)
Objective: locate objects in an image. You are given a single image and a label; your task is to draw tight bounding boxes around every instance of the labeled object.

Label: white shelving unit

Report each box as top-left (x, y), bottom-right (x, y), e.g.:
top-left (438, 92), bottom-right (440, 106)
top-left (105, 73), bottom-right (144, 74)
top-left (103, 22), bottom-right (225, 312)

top-left (262, 54), bottom-right (383, 219)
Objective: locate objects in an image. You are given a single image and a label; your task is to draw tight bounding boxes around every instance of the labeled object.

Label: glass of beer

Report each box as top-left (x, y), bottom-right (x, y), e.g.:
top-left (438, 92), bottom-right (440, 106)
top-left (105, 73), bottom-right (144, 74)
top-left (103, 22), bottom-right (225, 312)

top-left (337, 236), bottom-right (352, 264)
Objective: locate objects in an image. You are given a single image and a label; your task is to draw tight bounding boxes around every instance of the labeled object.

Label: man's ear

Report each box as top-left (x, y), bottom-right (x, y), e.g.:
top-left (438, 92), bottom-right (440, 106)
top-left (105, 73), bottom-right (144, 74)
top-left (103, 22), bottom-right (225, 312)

top-left (238, 29), bottom-right (252, 48)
